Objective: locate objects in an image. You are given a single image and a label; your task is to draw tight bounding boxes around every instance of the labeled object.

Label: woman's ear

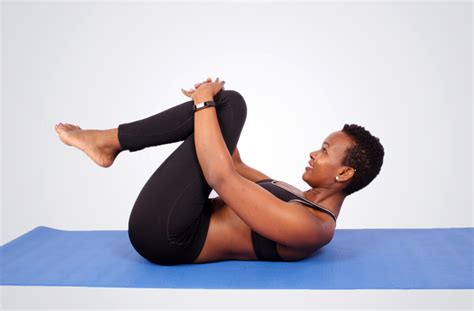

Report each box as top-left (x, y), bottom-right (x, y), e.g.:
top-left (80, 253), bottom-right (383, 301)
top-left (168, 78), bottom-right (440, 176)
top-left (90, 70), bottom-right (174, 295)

top-left (346, 168), bottom-right (356, 179)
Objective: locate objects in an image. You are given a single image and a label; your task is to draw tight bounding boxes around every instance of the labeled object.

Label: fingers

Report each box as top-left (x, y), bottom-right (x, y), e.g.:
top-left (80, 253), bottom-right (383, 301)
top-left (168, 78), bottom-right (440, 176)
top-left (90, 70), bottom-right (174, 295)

top-left (195, 77), bottom-right (213, 88)
top-left (184, 77), bottom-right (224, 97)
top-left (181, 88), bottom-right (195, 97)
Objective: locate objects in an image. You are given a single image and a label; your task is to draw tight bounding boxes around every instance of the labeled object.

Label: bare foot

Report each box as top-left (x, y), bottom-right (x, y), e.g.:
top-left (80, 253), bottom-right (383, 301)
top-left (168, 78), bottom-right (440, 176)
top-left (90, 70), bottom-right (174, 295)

top-left (54, 123), bottom-right (120, 168)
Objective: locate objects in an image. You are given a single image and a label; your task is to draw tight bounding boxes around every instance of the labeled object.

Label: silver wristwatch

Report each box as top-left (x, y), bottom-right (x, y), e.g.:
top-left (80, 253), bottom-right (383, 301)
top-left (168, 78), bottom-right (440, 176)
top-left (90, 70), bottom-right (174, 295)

top-left (193, 100), bottom-right (216, 112)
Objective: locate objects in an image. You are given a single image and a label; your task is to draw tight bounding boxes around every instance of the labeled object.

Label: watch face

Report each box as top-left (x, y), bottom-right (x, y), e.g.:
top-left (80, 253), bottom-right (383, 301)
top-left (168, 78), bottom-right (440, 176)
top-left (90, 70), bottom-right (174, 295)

top-left (194, 101), bottom-right (215, 111)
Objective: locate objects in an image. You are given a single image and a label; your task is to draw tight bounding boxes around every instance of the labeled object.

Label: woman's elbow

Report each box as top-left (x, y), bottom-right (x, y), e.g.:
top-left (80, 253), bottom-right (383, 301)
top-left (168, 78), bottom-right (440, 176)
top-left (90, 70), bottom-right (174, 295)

top-left (209, 168), bottom-right (238, 189)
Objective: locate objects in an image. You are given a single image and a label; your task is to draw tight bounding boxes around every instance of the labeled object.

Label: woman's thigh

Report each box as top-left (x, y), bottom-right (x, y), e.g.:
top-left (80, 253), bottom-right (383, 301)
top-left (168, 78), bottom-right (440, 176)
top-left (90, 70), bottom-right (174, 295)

top-left (127, 90), bottom-right (247, 265)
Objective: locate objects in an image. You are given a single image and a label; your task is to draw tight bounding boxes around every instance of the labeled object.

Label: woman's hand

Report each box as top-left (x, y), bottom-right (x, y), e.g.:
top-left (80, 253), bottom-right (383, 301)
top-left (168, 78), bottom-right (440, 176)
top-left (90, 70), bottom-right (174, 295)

top-left (190, 77), bottom-right (225, 96)
top-left (181, 77), bottom-right (225, 102)
top-left (193, 77), bottom-right (213, 90)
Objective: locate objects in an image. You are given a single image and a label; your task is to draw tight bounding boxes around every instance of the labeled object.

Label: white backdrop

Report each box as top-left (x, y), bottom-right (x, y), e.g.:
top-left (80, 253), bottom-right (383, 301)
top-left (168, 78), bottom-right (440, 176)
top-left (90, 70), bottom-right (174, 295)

top-left (1, 1), bottom-right (472, 245)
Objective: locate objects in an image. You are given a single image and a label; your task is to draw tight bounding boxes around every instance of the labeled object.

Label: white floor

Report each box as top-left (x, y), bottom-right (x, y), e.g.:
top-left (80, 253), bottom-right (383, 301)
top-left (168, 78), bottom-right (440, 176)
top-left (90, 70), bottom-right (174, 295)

top-left (1, 287), bottom-right (472, 310)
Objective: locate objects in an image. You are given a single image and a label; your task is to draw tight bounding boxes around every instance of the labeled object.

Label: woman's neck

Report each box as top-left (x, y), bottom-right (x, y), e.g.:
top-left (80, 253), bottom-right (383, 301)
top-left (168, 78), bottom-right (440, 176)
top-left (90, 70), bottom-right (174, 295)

top-left (303, 187), bottom-right (345, 219)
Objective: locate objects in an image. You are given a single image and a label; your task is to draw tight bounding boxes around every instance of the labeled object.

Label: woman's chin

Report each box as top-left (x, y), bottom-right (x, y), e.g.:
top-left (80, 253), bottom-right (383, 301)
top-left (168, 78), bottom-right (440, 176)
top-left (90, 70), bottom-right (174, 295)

top-left (302, 168), bottom-right (311, 178)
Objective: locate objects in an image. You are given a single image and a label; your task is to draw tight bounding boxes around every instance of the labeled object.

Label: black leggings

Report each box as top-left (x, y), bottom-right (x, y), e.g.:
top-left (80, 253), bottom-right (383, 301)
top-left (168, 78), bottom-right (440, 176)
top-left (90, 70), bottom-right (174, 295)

top-left (119, 90), bottom-right (247, 266)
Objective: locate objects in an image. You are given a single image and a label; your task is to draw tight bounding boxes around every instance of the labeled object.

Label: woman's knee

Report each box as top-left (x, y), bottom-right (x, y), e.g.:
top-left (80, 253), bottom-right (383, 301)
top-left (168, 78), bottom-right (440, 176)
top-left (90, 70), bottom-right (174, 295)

top-left (216, 90), bottom-right (247, 124)
top-left (216, 89), bottom-right (246, 107)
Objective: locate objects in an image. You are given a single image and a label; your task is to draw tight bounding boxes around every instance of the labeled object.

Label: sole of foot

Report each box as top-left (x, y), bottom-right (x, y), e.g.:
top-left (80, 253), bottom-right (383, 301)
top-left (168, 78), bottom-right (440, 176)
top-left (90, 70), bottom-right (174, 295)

top-left (54, 123), bottom-right (119, 168)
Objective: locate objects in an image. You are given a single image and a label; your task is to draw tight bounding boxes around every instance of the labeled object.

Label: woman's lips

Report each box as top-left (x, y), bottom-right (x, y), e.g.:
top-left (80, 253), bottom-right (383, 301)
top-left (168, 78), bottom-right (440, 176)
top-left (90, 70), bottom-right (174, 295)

top-left (305, 166), bottom-right (312, 171)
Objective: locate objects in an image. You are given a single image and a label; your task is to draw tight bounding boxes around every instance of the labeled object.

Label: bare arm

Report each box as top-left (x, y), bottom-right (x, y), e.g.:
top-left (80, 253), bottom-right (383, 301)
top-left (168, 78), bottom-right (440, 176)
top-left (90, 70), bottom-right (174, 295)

top-left (192, 104), bottom-right (270, 186)
top-left (193, 96), bottom-right (235, 186)
top-left (184, 79), bottom-right (267, 186)
top-left (232, 148), bottom-right (272, 183)
top-left (186, 80), bottom-right (329, 250)
top-left (213, 171), bottom-right (330, 249)
top-left (195, 117), bottom-right (328, 248)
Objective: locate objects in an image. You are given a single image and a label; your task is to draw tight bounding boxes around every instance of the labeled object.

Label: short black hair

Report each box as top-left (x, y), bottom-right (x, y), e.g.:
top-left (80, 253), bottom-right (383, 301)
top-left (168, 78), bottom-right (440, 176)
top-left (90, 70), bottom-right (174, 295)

top-left (340, 124), bottom-right (385, 196)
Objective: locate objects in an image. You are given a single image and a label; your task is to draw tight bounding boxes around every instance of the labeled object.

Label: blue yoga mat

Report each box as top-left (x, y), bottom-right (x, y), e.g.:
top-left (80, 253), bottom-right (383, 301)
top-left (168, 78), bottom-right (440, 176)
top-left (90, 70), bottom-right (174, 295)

top-left (1, 226), bottom-right (472, 289)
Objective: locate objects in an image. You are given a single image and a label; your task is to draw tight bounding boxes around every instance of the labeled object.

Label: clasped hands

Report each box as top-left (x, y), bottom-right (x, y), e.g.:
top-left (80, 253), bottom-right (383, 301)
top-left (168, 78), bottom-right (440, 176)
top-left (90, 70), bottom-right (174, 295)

top-left (181, 77), bottom-right (225, 104)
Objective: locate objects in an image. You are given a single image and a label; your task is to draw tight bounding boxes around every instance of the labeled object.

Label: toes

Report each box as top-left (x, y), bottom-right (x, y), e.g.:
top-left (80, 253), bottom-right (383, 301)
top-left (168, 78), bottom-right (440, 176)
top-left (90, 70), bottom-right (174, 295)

top-left (68, 123), bottom-right (80, 129)
top-left (63, 123), bottom-right (75, 130)
top-left (70, 124), bottom-right (81, 130)
top-left (55, 123), bottom-right (81, 132)
top-left (55, 123), bottom-right (66, 132)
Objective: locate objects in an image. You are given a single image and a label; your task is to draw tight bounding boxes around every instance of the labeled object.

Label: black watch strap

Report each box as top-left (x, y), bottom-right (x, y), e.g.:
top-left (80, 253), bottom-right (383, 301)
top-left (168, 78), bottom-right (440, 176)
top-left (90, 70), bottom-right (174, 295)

top-left (193, 100), bottom-right (216, 112)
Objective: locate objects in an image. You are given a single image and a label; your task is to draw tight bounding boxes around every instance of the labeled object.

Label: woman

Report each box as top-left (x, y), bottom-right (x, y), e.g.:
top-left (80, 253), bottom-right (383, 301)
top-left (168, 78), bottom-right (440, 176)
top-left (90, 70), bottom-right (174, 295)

top-left (54, 77), bottom-right (384, 265)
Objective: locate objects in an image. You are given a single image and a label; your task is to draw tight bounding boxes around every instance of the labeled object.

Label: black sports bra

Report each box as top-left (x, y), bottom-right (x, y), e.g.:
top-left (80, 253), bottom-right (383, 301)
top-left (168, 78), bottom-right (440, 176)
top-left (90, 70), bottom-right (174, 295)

top-left (251, 178), bottom-right (337, 261)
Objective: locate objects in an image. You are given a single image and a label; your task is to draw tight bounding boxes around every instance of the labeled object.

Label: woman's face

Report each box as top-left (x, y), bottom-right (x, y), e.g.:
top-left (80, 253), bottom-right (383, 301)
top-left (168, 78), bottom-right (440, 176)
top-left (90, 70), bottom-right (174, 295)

top-left (303, 131), bottom-right (356, 187)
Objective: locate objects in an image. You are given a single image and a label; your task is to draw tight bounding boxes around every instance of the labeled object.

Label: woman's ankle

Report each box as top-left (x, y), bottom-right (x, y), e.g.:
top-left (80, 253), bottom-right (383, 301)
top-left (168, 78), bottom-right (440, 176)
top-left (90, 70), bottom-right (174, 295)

top-left (99, 128), bottom-right (123, 151)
